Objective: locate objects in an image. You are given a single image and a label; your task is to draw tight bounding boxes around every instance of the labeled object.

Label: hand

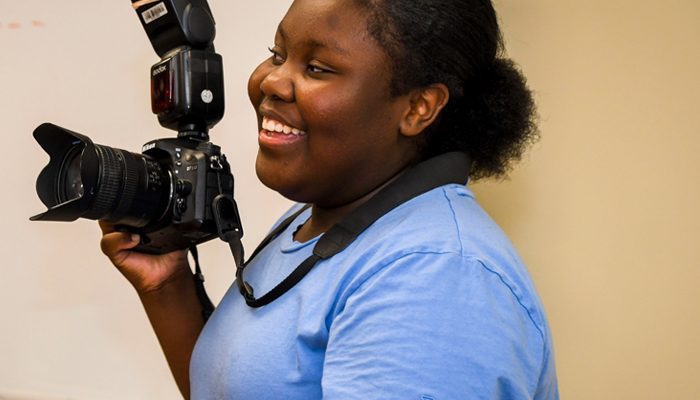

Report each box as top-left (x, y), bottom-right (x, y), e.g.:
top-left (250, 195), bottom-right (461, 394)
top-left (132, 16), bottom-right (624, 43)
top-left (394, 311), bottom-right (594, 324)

top-left (99, 221), bottom-right (192, 294)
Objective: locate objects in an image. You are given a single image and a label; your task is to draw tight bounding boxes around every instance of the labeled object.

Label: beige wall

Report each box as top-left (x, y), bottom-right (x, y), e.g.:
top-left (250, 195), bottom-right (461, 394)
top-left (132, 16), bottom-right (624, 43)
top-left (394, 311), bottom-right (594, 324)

top-left (480, 1), bottom-right (700, 398)
top-left (1, 1), bottom-right (698, 399)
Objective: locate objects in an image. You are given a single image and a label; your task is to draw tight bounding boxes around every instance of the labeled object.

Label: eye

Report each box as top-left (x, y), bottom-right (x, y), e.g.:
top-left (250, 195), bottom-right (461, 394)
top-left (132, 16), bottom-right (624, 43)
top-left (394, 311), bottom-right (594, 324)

top-left (307, 64), bottom-right (326, 73)
top-left (267, 46), bottom-right (285, 65)
top-left (307, 63), bottom-right (333, 75)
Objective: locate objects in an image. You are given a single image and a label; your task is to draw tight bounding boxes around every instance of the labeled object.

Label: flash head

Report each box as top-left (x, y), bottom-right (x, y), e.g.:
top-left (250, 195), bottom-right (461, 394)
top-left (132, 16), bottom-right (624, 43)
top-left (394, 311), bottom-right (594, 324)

top-left (150, 48), bottom-right (224, 137)
top-left (132, 0), bottom-right (216, 57)
top-left (132, 0), bottom-right (224, 139)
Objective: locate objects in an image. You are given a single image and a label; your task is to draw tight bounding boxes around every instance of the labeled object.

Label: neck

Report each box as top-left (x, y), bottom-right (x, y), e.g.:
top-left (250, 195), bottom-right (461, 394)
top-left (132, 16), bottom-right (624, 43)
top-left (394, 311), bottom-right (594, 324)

top-left (293, 169), bottom-right (406, 243)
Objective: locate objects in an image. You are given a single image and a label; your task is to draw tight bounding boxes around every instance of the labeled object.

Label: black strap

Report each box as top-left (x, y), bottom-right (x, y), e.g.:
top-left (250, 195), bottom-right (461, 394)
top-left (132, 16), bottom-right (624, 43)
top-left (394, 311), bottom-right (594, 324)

top-left (236, 151), bottom-right (472, 308)
top-left (243, 204), bottom-right (312, 264)
top-left (190, 246), bottom-right (215, 321)
top-left (233, 204), bottom-right (311, 304)
top-left (194, 192), bottom-right (245, 322)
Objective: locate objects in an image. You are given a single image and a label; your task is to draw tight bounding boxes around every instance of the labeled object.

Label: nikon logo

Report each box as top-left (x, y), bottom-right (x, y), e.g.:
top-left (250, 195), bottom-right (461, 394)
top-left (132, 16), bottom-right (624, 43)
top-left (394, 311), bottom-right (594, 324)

top-left (142, 142), bottom-right (156, 152)
top-left (152, 65), bottom-right (167, 76)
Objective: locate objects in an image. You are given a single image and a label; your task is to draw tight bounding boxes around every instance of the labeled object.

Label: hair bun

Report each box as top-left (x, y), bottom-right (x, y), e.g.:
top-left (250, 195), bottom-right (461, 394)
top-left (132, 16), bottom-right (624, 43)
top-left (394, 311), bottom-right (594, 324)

top-left (428, 57), bottom-right (538, 179)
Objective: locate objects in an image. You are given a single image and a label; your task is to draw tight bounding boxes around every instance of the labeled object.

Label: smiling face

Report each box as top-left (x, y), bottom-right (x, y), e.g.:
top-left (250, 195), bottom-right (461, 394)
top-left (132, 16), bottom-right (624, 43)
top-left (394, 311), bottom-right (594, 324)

top-left (248, 0), bottom-right (419, 208)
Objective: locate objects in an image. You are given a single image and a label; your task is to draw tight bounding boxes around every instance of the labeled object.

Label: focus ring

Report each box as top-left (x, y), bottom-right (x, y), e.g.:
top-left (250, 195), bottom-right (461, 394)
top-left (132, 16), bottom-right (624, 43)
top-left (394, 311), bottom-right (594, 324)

top-left (86, 145), bottom-right (123, 219)
top-left (109, 149), bottom-right (139, 221)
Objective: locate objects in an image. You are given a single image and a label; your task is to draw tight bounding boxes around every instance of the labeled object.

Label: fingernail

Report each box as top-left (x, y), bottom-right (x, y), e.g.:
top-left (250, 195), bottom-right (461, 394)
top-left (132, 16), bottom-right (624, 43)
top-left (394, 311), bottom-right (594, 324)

top-left (131, 234), bottom-right (140, 243)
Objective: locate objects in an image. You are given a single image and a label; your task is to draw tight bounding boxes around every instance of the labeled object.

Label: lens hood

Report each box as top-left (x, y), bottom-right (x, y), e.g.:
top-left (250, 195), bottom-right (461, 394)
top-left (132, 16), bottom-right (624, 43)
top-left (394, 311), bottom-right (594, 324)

top-left (30, 123), bottom-right (99, 221)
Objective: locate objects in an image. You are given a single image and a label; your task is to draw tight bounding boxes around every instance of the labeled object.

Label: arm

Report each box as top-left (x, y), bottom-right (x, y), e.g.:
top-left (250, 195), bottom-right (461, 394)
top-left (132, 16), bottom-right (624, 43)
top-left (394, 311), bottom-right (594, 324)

top-left (99, 221), bottom-right (204, 399)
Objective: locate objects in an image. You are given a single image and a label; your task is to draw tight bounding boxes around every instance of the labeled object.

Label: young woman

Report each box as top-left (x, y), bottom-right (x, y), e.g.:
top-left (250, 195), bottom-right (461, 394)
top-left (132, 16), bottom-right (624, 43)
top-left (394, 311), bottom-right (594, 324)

top-left (100, 0), bottom-right (558, 398)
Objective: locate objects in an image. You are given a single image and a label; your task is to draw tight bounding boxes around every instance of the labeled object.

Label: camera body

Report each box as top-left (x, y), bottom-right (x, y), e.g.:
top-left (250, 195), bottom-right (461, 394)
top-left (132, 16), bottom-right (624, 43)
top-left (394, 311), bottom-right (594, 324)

top-left (30, 0), bottom-right (242, 254)
top-left (135, 137), bottom-right (235, 253)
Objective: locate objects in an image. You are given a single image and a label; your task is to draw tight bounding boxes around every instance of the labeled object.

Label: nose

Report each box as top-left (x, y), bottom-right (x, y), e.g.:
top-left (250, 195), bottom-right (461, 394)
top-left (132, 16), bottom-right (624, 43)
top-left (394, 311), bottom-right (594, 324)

top-left (259, 63), bottom-right (295, 103)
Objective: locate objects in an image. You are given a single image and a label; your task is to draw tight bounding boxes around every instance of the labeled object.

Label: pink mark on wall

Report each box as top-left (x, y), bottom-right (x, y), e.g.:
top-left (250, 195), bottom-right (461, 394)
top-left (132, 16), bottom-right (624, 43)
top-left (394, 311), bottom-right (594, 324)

top-left (0, 20), bottom-right (47, 29)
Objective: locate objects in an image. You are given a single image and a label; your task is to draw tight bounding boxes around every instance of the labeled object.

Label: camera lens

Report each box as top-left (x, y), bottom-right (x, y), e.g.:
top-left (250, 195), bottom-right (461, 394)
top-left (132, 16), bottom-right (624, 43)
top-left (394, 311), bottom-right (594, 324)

top-left (31, 123), bottom-right (173, 227)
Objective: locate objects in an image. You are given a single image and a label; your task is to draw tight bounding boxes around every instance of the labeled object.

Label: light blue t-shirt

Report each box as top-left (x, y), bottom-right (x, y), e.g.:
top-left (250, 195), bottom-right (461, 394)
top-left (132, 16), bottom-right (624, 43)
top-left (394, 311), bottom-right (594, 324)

top-left (190, 184), bottom-right (558, 399)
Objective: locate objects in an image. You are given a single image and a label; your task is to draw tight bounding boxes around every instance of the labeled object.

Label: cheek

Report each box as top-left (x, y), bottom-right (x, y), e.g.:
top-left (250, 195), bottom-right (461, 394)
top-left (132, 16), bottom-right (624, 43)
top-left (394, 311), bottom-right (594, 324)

top-left (307, 96), bottom-right (354, 129)
top-left (247, 62), bottom-right (269, 106)
top-left (301, 95), bottom-right (360, 156)
top-left (300, 80), bottom-right (371, 130)
top-left (302, 84), bottom-right (391, 145)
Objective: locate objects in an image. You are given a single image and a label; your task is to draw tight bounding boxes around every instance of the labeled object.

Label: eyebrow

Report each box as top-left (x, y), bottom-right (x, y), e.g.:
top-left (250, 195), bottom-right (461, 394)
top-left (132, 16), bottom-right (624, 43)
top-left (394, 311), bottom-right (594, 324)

top-left (277, 24), bottom-right (350, 56)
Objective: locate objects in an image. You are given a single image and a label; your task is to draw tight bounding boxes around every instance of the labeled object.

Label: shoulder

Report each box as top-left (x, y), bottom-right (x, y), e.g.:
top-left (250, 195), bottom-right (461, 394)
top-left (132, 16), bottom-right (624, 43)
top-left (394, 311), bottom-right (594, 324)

top-left (339, 184), bottom-right (529, 288)
top-left (327, 183), bottom-right (551, 341)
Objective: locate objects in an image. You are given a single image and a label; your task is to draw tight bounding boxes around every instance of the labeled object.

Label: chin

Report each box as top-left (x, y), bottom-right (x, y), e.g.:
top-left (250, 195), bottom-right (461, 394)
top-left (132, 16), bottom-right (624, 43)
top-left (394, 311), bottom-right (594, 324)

top-left (255, 156), bottom-right (304, 203)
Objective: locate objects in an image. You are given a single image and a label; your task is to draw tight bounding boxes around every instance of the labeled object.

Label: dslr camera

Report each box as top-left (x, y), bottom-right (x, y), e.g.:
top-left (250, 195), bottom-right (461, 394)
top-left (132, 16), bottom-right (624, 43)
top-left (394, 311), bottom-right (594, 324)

top-left (31, 0), bottom-right (242, 254)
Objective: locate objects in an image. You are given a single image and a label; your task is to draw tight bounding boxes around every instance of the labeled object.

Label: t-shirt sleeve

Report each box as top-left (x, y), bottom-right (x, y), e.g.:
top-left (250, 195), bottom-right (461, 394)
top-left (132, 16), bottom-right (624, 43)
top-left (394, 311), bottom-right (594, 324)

top-left (321, 252), bottom-right (547, 400)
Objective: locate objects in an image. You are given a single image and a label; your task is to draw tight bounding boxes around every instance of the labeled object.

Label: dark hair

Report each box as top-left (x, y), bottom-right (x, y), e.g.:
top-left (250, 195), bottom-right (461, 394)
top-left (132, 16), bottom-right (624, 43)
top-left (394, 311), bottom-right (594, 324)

top-left (355, 0), bottom-right (538, 180)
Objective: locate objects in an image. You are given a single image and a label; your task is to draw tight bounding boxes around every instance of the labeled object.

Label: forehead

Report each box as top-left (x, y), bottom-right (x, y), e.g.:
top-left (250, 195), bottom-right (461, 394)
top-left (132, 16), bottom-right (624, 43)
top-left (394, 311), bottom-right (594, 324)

top-left (279, 0), bottom-right (371, 45)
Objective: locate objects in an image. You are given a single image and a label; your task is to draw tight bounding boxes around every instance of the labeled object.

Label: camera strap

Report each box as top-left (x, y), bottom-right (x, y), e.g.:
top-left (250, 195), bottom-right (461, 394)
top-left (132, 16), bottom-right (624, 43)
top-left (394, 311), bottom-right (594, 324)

top-left (194, 172), bottom-right (245, 322)
top-left (190, 245), bottom-right (215, 321)
top-left (234, 151), bottom-right (472, 308)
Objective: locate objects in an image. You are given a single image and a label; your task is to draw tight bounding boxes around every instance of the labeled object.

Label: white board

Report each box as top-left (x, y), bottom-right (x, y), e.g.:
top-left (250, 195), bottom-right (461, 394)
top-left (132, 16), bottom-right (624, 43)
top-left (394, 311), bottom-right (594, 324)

top-left (0, 1), bottom-right (291, 398)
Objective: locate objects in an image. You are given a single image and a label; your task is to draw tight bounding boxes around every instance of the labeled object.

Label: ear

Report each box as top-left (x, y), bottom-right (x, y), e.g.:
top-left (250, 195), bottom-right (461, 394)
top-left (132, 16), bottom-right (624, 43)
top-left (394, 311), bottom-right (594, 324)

top-left (399, 83), bottom-right (450, 137)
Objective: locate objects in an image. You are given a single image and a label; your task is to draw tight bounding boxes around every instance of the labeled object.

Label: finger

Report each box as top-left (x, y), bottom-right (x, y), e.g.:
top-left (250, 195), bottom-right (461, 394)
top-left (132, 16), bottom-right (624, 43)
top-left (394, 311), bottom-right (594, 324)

top-left (100, 231), bottom-right (141, 257)
top-left (98, 220), bottom-right (116, 234)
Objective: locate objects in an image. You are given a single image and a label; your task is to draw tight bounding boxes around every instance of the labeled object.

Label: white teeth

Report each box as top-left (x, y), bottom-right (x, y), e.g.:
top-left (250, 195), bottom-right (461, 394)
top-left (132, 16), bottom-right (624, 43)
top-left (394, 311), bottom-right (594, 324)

top-left (262, 117), bottom-right (306, 136)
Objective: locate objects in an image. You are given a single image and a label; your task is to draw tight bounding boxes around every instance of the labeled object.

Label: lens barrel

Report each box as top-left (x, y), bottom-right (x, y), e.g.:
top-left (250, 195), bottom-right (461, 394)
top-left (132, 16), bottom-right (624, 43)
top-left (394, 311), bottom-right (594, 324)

top-left (85, 144), bottom-right (171, 227)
